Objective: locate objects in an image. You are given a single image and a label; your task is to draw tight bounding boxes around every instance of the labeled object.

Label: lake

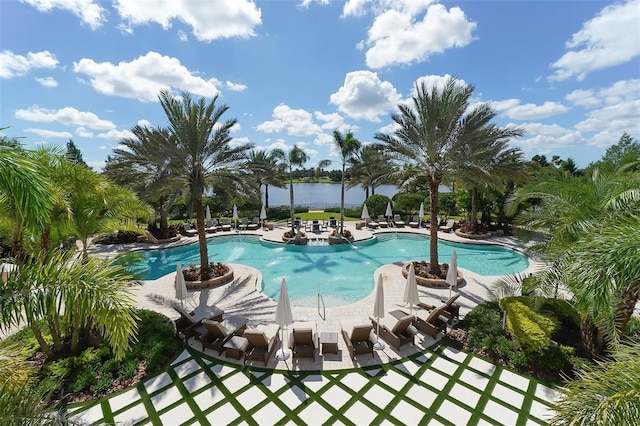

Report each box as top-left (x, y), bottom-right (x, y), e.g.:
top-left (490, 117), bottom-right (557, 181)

top-left (264, 183), bottom-right (449, 209)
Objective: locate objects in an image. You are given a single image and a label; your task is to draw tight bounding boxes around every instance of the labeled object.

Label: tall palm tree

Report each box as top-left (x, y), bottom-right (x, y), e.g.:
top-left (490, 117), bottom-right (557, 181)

top-left (246, 150), bottom-right (286, 209)
top-left (348, 145), bottom-right (397, 198)
top-left (375, 77), bottom-right (474, 275)
top-left (104, 125), bottom-right (182, 238)
top-left (315, 159), bottom-right (332, 182)
top-left (333, 130), bottom-right (361, 235)
top-left (272, 146), bottom-right (308, 235)
top-left (158, 90), bottom-right (254, 276)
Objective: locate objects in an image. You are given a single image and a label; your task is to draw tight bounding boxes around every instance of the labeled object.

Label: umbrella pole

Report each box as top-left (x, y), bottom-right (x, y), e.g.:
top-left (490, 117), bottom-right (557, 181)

top-left (374, 317), bottom-right (385, 350)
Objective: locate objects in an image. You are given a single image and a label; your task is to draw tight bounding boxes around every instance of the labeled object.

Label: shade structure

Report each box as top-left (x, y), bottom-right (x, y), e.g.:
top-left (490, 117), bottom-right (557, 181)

top-left (205, 205), bottom-right (212, 221)
top-left (403, 263), bottom-right (420, 315)
top-left (373, 274), bottom-right (385, 350)
top-left (446, 250), bottom-right (458, 298)
top-left (385, 201), bottom-right (393, 219)
top-left (361, 204), bottom-right (370, 220)
top-left (275, 278), bottom-right (294, 360)
top-left (419, 202), bottom-right (424, 227)
top-left (175, 262), bottom-right (188, 308)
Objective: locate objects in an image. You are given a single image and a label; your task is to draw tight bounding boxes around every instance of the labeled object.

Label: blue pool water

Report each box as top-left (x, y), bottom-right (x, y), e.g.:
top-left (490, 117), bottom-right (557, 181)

top-left (121, 234), bottom-right (528, 307)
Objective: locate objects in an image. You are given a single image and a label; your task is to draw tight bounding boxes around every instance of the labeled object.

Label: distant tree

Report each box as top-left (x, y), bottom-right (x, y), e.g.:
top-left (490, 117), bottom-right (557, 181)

top-left (315, 159), bottom-right (332, 182)
top-left (348, 145), bottom-right (397, 197)
top-left (589, 132), bottom-right (640, 171)
top-left (272, 146), bottom-right (308, 235)
top-left (65, 139), bottom-right (87, 166)
top-left (246, 150), bottom-right (286, 209)
top-left (531, 154), bottom-right (549, 167)
top-left (333, 130), bottom-right (361, 235)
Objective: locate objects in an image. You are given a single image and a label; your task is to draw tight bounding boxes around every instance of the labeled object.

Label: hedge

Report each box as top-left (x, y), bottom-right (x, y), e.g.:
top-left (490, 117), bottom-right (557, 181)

top-left (499, 297), bottom-right (560, 353)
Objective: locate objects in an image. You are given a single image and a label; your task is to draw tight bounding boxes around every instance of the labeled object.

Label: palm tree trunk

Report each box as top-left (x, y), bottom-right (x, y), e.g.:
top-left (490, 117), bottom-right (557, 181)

top-left (30, 321), bottom-right (53, 358)
top-left (40, 225), bottom-right (51, 253)
top-left (265, 184), bottom-right (270, 209)
top-left (194, 197), bottom-right (210, 275)
top-left (471, 186), bottom-right (479, 233)
top-left (365, 186), bottom-right (370, 198)
top-left (615, 284), bottom-right (640, 337)
top-left (429, 178), bottom-right (441, 276)
top-left (11, 231), bottom-right (24, 267)
top-left (581, 316), bottom-right (604, 357)
top-left (289, 174), bottom-right (295, 235)
top-left (372, 185), bottom-right (375, 195)
top-left (70, 311), bottom-right (82, 355)
top-left (48, 316), bottom-right (64, 353)
top-left (340, 164), bottom-right (345, 234)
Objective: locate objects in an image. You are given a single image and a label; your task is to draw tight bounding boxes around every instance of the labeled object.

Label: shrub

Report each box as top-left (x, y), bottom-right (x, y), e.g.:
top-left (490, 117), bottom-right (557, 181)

top-left (536, 345), bottom-right (574, 372)
top-left (69, 369), bottom-right (97, 393)
top-left (461, 301), bottom-right (506, 350)
top-left (365, 194), bottom-right (392, 217)
top-left (499, 298), bottom-right (560, 353)
top-left (392, 193), bottom-right (424, 214)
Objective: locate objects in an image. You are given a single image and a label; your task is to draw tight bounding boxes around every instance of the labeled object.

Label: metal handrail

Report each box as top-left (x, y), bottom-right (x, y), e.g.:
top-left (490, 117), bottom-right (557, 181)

top-left (317, 289), bottom-right (326, 320)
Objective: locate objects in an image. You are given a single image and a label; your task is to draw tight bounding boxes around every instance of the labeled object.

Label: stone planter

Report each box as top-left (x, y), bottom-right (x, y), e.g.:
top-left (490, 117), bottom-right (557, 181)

top-left (328, 235), bottom-right (354, 245)
top-left (282, 236), bottom-right (308, 245)
top-left (185, 267), bottom-right (234, 290)
top-left (402, 262), bottom-right (464, 288)
top-left (454, 229), bottom-right (492, 240)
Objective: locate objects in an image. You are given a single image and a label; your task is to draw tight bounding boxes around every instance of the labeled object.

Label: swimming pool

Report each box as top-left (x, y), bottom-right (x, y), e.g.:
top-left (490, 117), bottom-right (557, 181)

top-left (121, 234), bottom-right (529, 307)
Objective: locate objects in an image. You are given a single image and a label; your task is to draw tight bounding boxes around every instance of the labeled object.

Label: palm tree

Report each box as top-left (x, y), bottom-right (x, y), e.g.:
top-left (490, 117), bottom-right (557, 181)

top-left (246, 150), bottom-right (286, 209)
top-left (272, 146), bottom-right (308, 236)
top-left (332, 130), bottom-right (361, 235)
top-left (315, 159), bottom-right (332, 182)
top-left (104, 125), bottom-right (182, 238)
top-left (375, 77), bottom-right (475, 275)
top-left (158, 90), bottom-right (254, 276)
top-left (348, 145), bottom-right (397, 198)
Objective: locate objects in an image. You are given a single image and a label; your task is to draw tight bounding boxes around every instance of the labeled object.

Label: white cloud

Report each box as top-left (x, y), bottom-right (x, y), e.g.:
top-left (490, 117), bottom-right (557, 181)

top-left (330, 70), bottom-right (401, 121)
top-left (15, 106), bottom-right (116, 130)
top-left (35, 76), bottom-right (58, 87)
top-left (412, 74), bottom-right (468, 96)
top-left (565, 89), bottom-right (600, 108)
top-left (0, 50), bottom-right (58, 78)
top-left (73, 51), bottom-right (221, 101)
top-left (313, 132), bottom-right (335, 146)
top-left (178, 30), bottom-right (188, 42)
top-left (299, 0), bottom-right (331, 8)
top-left (98, 129), bottom-right (135, 139)
top-left (114, 0), bottom-right (261, 41)
top-left (137, 119), bottom-right (151, 127)
top-left (75, 127), bottom-right (94, 137)
top-left (24, 128), bottom-right (73, 138)
top-left (266, 139), bottom-right (291, 151)
top-left (359, 2), bottom-right (476, 69)
top-left (512, 122), bottom-right (583, 154)
top-left (21, 0), bottom-right (107, 29)
top-left (256, 104), bottom-right (323, 136)
top-left (502, 101), bottom-right (568, 120)
top-left (575, 99), bottom-right (640, 133)
top-left (550, 0), bottom-right (640, 81)
top-left (314, 111), bottom-right (358, 134)
top-left (226, 81), bottom-right (247, 91)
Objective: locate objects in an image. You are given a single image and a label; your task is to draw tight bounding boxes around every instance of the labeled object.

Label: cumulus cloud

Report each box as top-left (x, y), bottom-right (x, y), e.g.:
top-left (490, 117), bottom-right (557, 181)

top-left (256, 104), bottom-right (323, 136)
top-left (15, 106), bottom-right (116, 130)
top-left (575, 100), bottom-right (640, 133)
top-left (565, 89), bottom-right (600, 108)
top-left (73, 51), bottom-right (221, 101)
top-left (24, 128), bottom-right (73, 138)
top-left (98, 129), bottom-right (135, 139)
top-left (550, 0), bottom-right (640, 81)
top-left (35, 76), bottom-right (58, 87)
top-left (75, 127), bottom-right (94, 137)
top-left (226, 81), bottom-right (247, 92)
top-left (330, 70), bottom-right (401, 121)
top-left (501, 101), bottom-right (568, 120)
top-left (412, 74), bottom-right (468, 96)
top-left (114, 0), bottom-right (261, 41)
top-left (512, 122), bottom-right (583, 154)
top-left (21, 0), bottom-right (107, 29)
top-left (0, 50), bottom-right (58, 79)
top-left (346, 1), bottom-right (476, 69)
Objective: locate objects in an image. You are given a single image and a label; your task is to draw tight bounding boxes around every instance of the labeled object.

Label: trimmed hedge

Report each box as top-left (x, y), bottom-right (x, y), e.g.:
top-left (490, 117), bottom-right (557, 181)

top-left (499, 297), bottom-right (560, 353)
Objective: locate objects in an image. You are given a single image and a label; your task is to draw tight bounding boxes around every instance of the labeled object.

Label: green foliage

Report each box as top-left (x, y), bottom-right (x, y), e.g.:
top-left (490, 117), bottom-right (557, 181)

top-left (499, 297), bottom-right (560, 353)
top-left (626, 316), bottom-right (640, 336)
top-left (392, 193), bottom-right (424, 214)
top-left (461, 301), bottom-right (507, 350)
top-left (438, 192), bottom-right (459, 220)
top-left (539, 298), bottom-right (580, 326)
top-left (536, 344), bottom-right (574, 372)
top-left (365, 194), bottom-right (392, 216)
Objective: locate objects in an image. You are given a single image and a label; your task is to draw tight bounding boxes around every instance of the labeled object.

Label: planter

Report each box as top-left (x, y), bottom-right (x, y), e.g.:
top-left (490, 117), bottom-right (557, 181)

top-left (282, 236), bottom-right (308, 245)
top-left (185, 267), bottom-right (234, 290)
top-left (402, 262), bottom-right (464, 288)
top-left (454, 229), bottom-right (492, 240)
top-left (328, 235), bottom-right (354, 245)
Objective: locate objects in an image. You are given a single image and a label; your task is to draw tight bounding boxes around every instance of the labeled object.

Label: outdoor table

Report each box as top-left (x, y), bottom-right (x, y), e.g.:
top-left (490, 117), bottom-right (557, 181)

top-left (319, 332), bottom-right (338, 354)
top-left (224, 335), bottom-right (249, 360)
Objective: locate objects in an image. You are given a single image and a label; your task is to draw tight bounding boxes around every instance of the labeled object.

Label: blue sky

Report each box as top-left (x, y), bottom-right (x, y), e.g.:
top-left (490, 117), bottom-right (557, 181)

top-left (1, 0), bottom-right (639, 171)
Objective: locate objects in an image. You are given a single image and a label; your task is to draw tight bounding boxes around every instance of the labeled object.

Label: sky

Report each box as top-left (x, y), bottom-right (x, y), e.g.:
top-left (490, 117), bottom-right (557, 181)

top-left (1, 0), bottom-right (639, 171)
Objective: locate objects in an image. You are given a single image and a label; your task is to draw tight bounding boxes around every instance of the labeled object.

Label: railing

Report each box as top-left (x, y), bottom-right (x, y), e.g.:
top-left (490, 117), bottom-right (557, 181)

top-left (317, 288), bottom-right (326, 320)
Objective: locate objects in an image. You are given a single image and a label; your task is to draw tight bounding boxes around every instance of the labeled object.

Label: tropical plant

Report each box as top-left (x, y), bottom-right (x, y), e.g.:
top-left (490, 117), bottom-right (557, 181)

top-left (158, 90), bottom-right (254, 276)
top-left (315, 159), bottom-right (332, 182)
top-left (0, 251), bottom-right (140, 360)
top-left (348, 144), bottom-right (397, 197)
top-left (272, 146), bottom-right (308, 235)
top-left (246, 150), bottom-right (286, 209)
top-left (332, 130), bottom-right (361, 235)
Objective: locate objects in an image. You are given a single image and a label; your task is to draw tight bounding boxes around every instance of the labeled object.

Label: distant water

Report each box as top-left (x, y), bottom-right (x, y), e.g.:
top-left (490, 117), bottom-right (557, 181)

top-left (264, 183), bottom-right (449, 208)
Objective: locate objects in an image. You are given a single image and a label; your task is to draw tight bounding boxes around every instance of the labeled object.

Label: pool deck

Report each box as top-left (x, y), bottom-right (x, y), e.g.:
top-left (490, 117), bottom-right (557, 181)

top-left (88, 221), bottom-right (543, 371)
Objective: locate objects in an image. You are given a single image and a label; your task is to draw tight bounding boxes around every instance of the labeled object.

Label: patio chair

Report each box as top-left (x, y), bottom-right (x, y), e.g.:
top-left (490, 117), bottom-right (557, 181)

top-left (244, 324), bottom-right (280, 366)
top-left (311, 220), bottom-right (321, 233)
top-left (439, 219), bottom-right (455, 233)
top-left (197, 316), bottom-right (249, 353)
top-left (329, 217), bottom-right (337, 228)
top-left (408, 305), bottom-right (448, 339)
top-left (205, 220), bottom-right (218, 233)
top-left (247, 217), bottom-right (260, 230)
top-left (365, 217), bottom-right (379, 229)
top-left (173, 306), bottom-right (224, 342)
top-left (369, 314), bottom-right (415, 350)
top-left (377, 215), bottom-right (389, 228)
top-left (239, 217), bottom-right (250, 231)
top-left (418, 294), bottom-right (461, 324)
top-left (220, 218), bottom-right (232, 231)
top-left (182, 223), bottom-right (198, 236)
top-left (289, 322), bottom-right (317, 361)
top-left (408, 215), bottom-right (420, 228)
top-left (340, 319), bottom-right (374, 360)
top-left (393, 214), bottom-right (405, 227)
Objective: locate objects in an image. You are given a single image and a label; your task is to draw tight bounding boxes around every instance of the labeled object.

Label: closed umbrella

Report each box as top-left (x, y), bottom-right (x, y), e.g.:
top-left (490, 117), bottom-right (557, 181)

top-left (0, 262), bottom-right (16, 283)
top-left (232, 204), bottom-right (239, 230)
top-left (385, 201), bottom-right (393, 221)
top-left (403, 263), bottom-right (420, 315)
top-left (175, 262), bottom-right (188, 308)
top-left (205, 205), bottom-right (212, 221)
top-left (446, 250), bottom-right (458, 298)
top-left (419, 202), bottom-right (424, 227)
top-left (260, 205), bottom-right (267, 228)
top-left (373, 274), bottom-right (385, 350)
top-left (361, 203), bottom-right (370, 227)
top-left (274, 278), bottom-right (294, 360)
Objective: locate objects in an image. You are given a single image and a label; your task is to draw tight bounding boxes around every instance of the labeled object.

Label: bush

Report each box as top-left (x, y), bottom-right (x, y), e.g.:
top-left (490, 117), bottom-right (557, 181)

top-left (461, 301), bottom-right (506, 350)
top-left (536, 345), bottom-right (574, 372)
top-left (392, 193), bottom-right (425, 214)
top-left (365, 194), bottom-right (392, 217)
top-left (499, 298), bottom-right (560, 353)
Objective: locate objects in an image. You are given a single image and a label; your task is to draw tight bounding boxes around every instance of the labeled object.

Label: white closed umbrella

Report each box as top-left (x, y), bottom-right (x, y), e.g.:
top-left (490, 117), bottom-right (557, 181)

top-left (232, 204), bottom-right (239, 230)
top-left (260, 205), bottom-right (267, 228)
top-left (373, 274), bottom-right (385, 350)
top-left (419, 202), bottom-right (424, 227)
top-left (1, 262), bottom-right (16, 283)
top-left (205, 205), bottom-right (212, 221)
top-left (361, 203), bottom-right (370, 227)
top-left (175, 262), bottom-right (188, 308)
top-left (403, 263), bottom-right (420, 316)
top-left (446, 250), bottom-right (458, 298)
top-left (274, 278), bottom-right (294, 360)
top-left (385, 201), bottom-right (393, 220)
